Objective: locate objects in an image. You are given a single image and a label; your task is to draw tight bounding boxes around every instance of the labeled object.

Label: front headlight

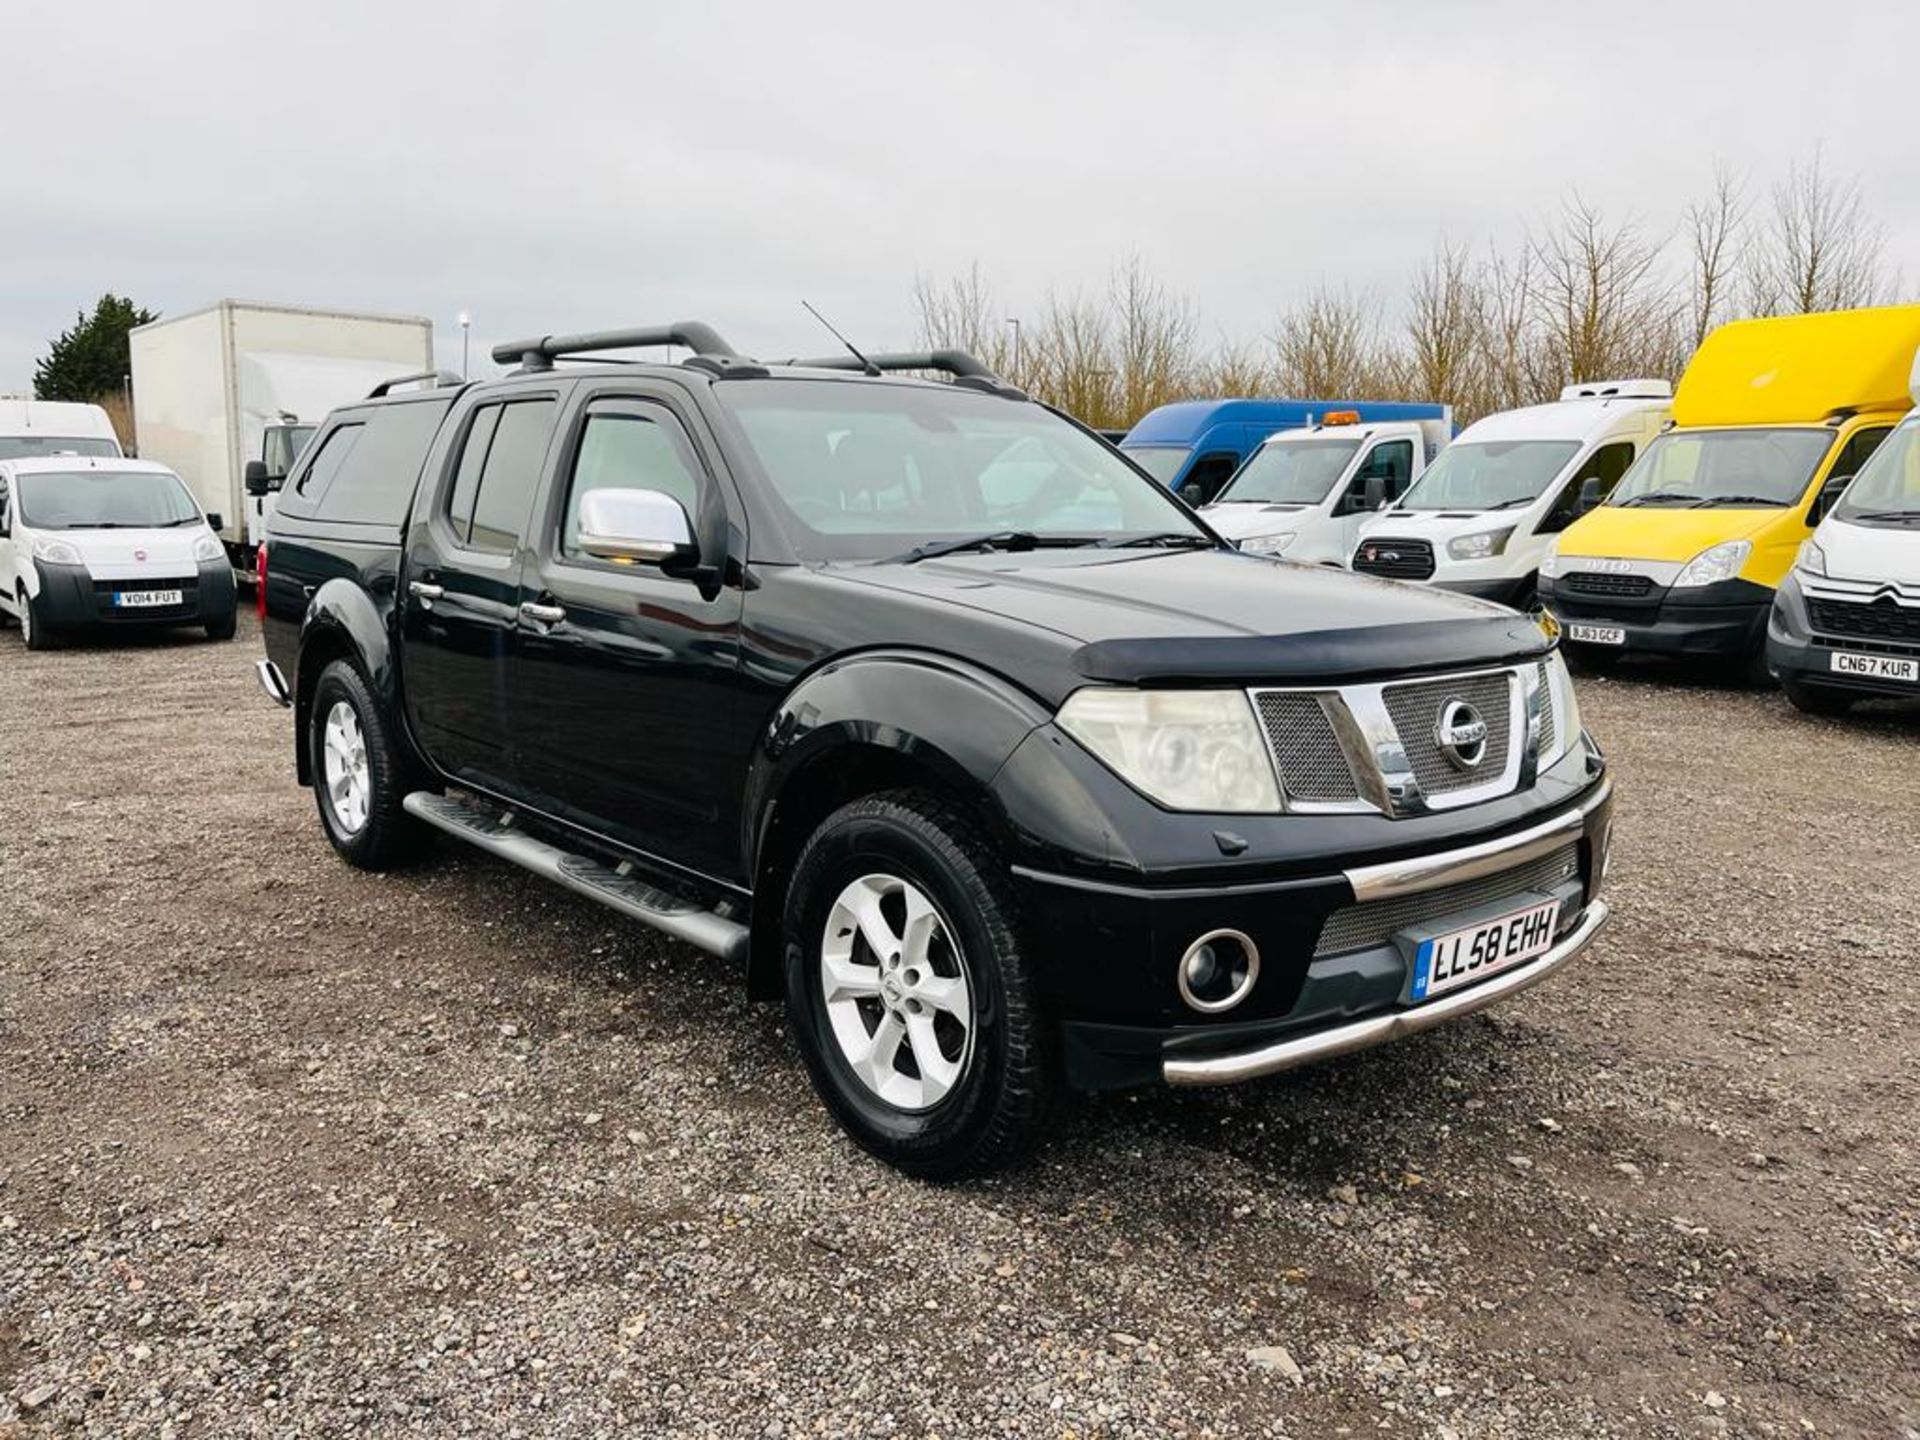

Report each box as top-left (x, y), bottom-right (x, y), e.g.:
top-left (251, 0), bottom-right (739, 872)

top-left (1673, 539), bottom-right (1751, 588)
top-left (1541, 650), bottom-right (1582, 767)
top-left (1538, 537), bottom-right (1563, 580)
top-left (192, 533), bottom-right (223, 562)
top-left (31, 535), bottom-right (83, 566)
top-left (1057, 688), bottom-right (1281, 813)
top-left (1448, 526), bottom-right (1514, 561)
top-left (1238, 532), bottom-right (1295, 557)
top-left (1796, 538), bottom-right (1826, 577)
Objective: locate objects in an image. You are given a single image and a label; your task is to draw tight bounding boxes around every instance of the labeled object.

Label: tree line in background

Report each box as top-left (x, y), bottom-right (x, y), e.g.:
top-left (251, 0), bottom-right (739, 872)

top-left (913, 151), bottom-right (1902, 431)
top-left (30, 294), bottom-right (156, 448)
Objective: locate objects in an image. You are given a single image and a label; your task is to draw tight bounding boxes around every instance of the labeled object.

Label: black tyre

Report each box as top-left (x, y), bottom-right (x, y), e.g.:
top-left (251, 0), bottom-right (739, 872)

top-left (308, 658), bottom-right (427, 870)
top-left (1781, 676), bottom-right (1856, 716)
top-left (19, 587), bottom-right (56, 651)
top-left (783, 791), bottom-right (1053, 1179)
top-left (205, 608), bottom-right (237, 641)
top-left (1563, 643), bottom-right (1620, 674)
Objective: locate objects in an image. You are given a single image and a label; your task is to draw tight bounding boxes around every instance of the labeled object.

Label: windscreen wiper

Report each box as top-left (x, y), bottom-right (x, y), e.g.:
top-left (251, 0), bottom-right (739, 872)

top-left (1617, 491), bottom-right (1706, 508)
top-left (1096, 531), bottom-right (1216, 549)
top-left (1708, 494), bottom-right (1789, 507)
top-left (891, 530), bottom-right (1079, 564)
top-left (1851, 507), bottom-right (1920, 523)
top-left (1486, 496), bottom-right (1536, 510)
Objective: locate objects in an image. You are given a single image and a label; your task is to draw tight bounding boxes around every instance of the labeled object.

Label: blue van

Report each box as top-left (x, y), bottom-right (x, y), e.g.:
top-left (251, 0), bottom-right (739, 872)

top-left (1121, 398), bottom-right (1453, 503)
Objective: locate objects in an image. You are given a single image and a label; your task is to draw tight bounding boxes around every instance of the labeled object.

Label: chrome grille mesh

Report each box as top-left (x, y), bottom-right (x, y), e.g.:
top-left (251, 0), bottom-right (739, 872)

top-left (1252, 691), bottom-right (1359, 803)
top-left (1314, 843), bottom-right (1580, 958)
top-left (1381, 672), bottom-right (1513, 797)
top-left (1535, 663), bottom-right (1555, 756)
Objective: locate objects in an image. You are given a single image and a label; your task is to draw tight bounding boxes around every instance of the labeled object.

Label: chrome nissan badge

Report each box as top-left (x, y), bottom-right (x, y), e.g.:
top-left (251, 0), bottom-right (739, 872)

top-left (1435, 699), bottom-right (1489, 770)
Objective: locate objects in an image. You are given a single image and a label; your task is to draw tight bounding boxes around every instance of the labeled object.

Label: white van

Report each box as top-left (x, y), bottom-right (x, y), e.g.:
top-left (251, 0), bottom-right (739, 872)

top-left (1200, 415), bottom-right (1450, 563)
top-left (0, 456), bottom-right (238, 649)
top-left (1351, 381), bottom-right (1672, 607)
top-left (0, 398), bottom-right (123, 461)
top-left (1767, 406), bottom-right (1920, 713)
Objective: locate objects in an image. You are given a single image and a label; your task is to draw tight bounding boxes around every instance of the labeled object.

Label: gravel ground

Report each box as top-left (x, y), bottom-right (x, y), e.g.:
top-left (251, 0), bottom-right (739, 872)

top-left (1, 613), bottom-right (1917, 1439)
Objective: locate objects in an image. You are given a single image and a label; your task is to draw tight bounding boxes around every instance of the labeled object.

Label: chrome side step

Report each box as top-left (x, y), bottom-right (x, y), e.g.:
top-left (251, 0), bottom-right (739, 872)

top-left (402, 792), bottom-right (750, 964)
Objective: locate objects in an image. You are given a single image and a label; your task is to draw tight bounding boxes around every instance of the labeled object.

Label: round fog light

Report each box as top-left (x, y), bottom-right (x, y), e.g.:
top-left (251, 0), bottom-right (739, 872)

top-left (1177, 929), bottom-right (1260, 1014)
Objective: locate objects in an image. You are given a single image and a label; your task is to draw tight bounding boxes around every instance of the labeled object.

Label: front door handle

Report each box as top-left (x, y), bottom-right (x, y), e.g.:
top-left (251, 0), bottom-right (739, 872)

top-left (520, 601), bottom-right (566, 626)
top-left (409, 581), bottom-right (444, 600)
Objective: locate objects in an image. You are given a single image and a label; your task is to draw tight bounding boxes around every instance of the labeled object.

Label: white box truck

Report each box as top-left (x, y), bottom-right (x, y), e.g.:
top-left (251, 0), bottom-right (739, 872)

top-left (130, 301), bottom-right (435, 571)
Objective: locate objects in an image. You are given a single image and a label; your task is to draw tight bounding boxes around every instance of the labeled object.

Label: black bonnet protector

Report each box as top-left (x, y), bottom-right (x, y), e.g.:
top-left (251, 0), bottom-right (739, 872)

top-left (1071, 614), bottom-right (1552, 686)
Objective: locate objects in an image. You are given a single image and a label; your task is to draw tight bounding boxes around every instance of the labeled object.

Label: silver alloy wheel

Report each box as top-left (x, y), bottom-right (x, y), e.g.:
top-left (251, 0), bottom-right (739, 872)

top-left (321, 700), bottom-right (372, 836)
top-left (820, 873), bottom-right (975, 1112)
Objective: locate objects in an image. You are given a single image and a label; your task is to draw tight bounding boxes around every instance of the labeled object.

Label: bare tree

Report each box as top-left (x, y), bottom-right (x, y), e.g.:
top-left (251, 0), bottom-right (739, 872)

top-left (911, 262), bottom-right (1017, 379)
top-left (1530, 194), bottom-right (1677, 385)
top-left (1404, 239), bottom-right (1487, 414)
top-left (1269, 286), bottom-right (1390, 398)
top-left (1745, 148), bottom-right (1895, 315)
top-left (1109, 257), bottom-right (1198, 425)
top-left (1684, 162), bottom-right (1747, 348)
top-left (1478, 243), bottom-right (1543, 416)
top-left (1024, 292), bottom-right (1122, 429)
top-left (1200, 338), bottom-right (1275, 397)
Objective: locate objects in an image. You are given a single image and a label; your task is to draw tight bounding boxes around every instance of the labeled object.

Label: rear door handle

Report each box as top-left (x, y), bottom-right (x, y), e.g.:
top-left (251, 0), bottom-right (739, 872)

top-left (520, 601), bottom-right (566, 626)
top-left (409, 581), bottom-right (444, 600)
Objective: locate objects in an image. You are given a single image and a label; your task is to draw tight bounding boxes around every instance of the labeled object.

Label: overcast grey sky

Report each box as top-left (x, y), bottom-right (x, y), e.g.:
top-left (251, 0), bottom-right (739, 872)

top-left (5, 0), bottom-right (1915, 388)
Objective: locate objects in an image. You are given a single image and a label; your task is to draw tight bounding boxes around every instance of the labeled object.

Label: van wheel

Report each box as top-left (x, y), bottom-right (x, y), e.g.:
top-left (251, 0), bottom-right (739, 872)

top-left (1782, 677), bottom-right (1855, 716)
top-left (205, 609), bottom-right (237, 641)
top-left (19, 588), bottom-right (56, 651)
top-left (783, 791), bottom-right (1053, 1179)
top-left (308, 659), bottom-right (426, 870)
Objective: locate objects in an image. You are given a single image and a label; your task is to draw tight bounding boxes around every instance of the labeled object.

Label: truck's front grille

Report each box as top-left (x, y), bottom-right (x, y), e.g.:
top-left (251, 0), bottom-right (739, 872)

top-left (1809, 596), bottom-right (1920, 646)
top-left (1381, 671), bottom-right (1515, 798)
top-left (1314, 843), bottom-right (1581, 958)
top-left (1562, 571), bottom-right (1654, 598)
top-left (1252, 691), bottom-right (1360, 803)
top-left (1352, 537), bottom-right (1435, 581)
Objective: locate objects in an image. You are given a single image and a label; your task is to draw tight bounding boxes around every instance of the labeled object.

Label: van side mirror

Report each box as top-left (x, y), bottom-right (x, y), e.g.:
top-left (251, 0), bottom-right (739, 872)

top-left (577, 488), bottom-right (699, 567)
top-left (1810, 472), bottom-right (1853, 523)
top-left (1178, 481), bottom-right (1205, 507)
top-left (1362, 475), bottom-right (1386, 510)
top-left (1577, 476), bottom-right (1602, 514)
top-left (244, 460), bottom-right (279, 497)
top-left (205, 513), bottom-right (224, 534)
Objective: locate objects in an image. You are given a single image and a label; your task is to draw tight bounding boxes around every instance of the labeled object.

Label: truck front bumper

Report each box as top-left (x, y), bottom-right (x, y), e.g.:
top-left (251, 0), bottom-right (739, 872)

top-left (1016, 775), bottom-right (1614, 1092)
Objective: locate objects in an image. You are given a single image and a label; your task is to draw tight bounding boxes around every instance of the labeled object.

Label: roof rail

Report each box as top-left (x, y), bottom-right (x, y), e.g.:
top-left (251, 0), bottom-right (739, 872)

top-left (789, 349), bottom-right (997, 380)
top-left (493, 322), bottom-right (738, 372)
top-left (368, 369), bottom-right (465, 398)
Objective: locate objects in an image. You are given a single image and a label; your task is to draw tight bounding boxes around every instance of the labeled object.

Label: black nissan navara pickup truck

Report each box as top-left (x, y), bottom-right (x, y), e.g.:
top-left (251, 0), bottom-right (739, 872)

top-left (255, 323), bottom-right (1614, 1177)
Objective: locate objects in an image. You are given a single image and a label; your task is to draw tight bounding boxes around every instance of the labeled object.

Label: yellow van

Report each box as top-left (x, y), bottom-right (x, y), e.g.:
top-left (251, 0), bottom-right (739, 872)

top-left (1538, 305), bottom-right (1920, 676)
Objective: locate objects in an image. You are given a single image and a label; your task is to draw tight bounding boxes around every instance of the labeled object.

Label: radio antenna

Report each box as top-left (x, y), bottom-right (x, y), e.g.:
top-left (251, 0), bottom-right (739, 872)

top-left (801, 301), bottom-right (880, 377)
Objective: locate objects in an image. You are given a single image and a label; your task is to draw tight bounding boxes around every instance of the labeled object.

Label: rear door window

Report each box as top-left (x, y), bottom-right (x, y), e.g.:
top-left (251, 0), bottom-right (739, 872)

top-left (464, 400), bottom-right (558, 552)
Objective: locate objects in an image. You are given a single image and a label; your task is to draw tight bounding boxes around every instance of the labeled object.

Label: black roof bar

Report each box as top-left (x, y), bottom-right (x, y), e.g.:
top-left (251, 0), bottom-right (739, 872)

top-left (789, 349), bottom-right (997, 380)
top-left (366, 369), bottom-right (464, 398)
top-left (492, 322), bottom-right (738, 371)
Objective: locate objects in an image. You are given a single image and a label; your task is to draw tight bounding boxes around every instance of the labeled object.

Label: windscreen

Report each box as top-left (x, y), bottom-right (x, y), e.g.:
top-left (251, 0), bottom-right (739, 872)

top-left (1395, 440), bottom-right (1579, 511)
top-left (17, 470), bottom-right (200, 529)
top-left (1833, 422), bottom-right (1920, 525)
top-left (1120, 445), bottom-right (1190, 485)
top-left (1609, 428), bottom-right (1833, 508)
top-left (0, 436), bottom-right (120, 462)
top-left (1211, 437), bottom-right (1360, 505)
top-left (715, 379), bottom-right (1204, 560)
